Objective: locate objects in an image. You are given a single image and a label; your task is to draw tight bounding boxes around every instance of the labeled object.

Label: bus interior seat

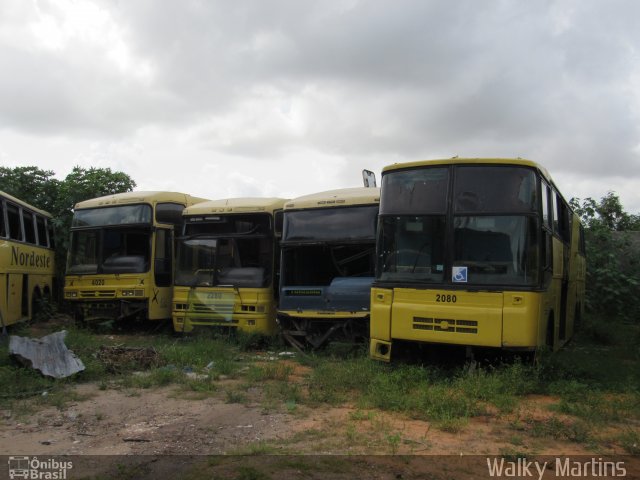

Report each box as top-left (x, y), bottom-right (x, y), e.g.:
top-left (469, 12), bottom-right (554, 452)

top-left (102, 255), bottom-right (147, 273)
top-left (217, 267), bottom-right (265, 288)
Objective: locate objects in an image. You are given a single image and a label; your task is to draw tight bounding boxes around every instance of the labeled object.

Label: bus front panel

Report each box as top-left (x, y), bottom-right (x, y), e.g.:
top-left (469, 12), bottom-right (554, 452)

top-left (172, 285), bottom-right (277, 335)
top-left (388, 288), bottom-right (504, 347)
top-left (64, 272), bottom-right (152, 322)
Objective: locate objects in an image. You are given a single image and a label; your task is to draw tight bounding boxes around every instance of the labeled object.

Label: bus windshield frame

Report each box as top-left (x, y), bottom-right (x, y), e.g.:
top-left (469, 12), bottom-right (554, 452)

top-left (377, 164), bottom-right (541, 288)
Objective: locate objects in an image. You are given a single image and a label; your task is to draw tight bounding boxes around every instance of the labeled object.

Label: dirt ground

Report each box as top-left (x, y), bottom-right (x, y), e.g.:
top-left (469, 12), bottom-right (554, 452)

top-left (1, 377), bottom-right (639, 479)
top-left (0, 383), bottom-right (580, 456)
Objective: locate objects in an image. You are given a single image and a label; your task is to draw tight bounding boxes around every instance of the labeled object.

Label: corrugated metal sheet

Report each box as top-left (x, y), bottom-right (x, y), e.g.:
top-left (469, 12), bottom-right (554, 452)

top-left (9, 330), bottom-right (85, 378)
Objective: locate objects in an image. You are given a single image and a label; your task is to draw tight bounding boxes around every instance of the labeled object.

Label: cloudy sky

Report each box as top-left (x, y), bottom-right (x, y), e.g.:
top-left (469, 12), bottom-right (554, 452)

top-left (1, 0), bottom-right (639, 212)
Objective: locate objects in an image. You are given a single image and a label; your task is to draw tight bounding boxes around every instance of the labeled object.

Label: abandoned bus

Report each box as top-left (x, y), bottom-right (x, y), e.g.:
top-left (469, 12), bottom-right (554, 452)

top-left (64, 191), bottom-right (207, 324)
top-left (172, 197), bottom-right (286, 335)
top-left (370, 158), bottom-right (586, 361)
top-left (278, 187), bottom-right (380, 349)
top-left (0, 191), bottom-right (55, 328)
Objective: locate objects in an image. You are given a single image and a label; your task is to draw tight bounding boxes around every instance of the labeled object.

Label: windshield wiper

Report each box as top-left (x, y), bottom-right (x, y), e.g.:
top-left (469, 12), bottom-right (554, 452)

top-left (411, 243), bottom-right (431, 273)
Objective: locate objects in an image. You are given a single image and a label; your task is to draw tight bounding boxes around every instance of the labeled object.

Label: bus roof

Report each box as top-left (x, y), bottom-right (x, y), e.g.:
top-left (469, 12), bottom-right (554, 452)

top-left (0, 190), bottom-right (52, 218)
top-left (382, 158), bottom-right (552, 183)
top-left (284, 187), bottom-right (380, 210)
top-left (184, 197), bottom-right (288, 215)
top-left (74, 191), bottom-right (209, 210)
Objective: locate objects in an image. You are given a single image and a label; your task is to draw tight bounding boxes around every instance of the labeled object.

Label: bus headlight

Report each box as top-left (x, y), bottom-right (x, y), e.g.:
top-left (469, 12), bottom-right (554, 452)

top-left (121, 290), bottom-right (135, 297)
top-left (65, 291), bottom-right (78, 298)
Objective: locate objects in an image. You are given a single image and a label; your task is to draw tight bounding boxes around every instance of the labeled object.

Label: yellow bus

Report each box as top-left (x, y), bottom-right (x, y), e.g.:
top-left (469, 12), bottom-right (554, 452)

top-left (370, 158), bottom-right (586, 361)
top-left (0, 191), bottom-right (55, 329)
top-left (278, 187), bottom-right (380, 349)
top-left (172, 197), bottom-right (286, 335)
top-left (64, 191), bottom-right (207, 324)
top-left (0, 191), bottom-right (56, 328)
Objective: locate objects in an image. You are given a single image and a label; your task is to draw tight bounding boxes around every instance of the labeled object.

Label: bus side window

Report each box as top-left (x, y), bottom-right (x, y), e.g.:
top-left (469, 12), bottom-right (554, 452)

top-left (541, 182), bottom-right (551, 229)
top-left (156, 203), bottom-right (184, 226)
top-left (36, 215), bottom-right (48, 247)
top-left (540, 182), bottom-right (553, 275)
top-left (551, 191), bottom-right (560, 235)
top-left (23, 210), bottom-right (36, 245)
top-left (7, 203), bottom-right (22, 241)
top-left (562, 200), bottom-right (571, 243)
top-left (0, 200), bottom-right (6, 238)
top-left (274, 210), bottom-right (283, 238)
top-left (579, 223), bottom-right (586, 256)
top-left (47, 221), bottom-right (56, 248)
top-left (154, 228), bottom-right (172, 287)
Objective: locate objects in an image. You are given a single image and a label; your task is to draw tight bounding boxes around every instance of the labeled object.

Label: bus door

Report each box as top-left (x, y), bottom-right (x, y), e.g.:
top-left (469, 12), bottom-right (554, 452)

top-left (150, 227), bottom-right (173, 319)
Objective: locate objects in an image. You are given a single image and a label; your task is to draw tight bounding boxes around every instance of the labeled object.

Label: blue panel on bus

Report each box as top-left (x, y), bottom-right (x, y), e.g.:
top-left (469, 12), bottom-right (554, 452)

top-left (280, 277), bottom-right (374, 312)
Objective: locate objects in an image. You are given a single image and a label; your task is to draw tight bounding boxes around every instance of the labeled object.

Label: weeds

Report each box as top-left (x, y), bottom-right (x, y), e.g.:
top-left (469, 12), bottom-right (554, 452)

top-left (528, 416), bottom-right (591, 444)
top-left (1, 313), bottom-right (637, 457)
top-left (225, 389), bottom-right (248, 404)
top-left (617, 428), bottom-right (640, 454)
top-left (246, 362), bottom-right (293, 382)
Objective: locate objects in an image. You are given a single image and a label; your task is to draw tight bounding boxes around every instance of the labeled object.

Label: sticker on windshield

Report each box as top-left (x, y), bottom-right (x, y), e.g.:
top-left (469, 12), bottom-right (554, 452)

top-left (452, 266), bottom-right (468, 283)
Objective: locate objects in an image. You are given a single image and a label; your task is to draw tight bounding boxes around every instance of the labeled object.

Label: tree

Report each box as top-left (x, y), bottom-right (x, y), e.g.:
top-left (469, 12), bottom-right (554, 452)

top-left (54, 166), bottom-right (137, 216)
top-left (0, 166), bottom-right (60, 212)
top-left (571, 192), bottom-right (640, 322)
top-left (570, 192), bottom-right (640, 231)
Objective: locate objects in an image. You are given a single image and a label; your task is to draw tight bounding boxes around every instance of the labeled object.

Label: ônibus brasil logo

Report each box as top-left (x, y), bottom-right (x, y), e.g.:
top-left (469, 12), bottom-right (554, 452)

top-left (8, 456), bottom-right (73, 479)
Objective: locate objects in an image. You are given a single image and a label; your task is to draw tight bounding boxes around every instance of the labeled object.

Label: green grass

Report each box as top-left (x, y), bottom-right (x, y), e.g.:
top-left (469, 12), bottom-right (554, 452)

top-left (1, 312), bottom-right (638, 454)
top-left (245, 362), bottom-right (294, 382)
top-left (528, 416), bottom-right (591, 443)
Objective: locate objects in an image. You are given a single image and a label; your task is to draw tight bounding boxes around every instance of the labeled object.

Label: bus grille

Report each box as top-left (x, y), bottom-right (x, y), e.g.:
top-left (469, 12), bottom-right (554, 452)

top-left (80, 290), bottom-right (116, 298)
top-left (191, 302), bottom-right (234, 314)
top-left (413, 317), bottom-right (478, 334)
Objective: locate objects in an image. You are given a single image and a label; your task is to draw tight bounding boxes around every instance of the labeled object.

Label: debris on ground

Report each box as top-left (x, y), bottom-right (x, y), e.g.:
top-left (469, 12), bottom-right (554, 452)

top-left (9, 330), bottom-right (85, 379)
top-left (97, 345), bottom-right (161, 373)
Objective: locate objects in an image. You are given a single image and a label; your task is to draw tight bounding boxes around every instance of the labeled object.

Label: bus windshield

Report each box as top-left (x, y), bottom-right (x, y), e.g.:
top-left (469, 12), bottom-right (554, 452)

top-left (377, 215), bottom-right (447, 283)
top-left (283, 205), bottom-right (378, 243)
top-left (378, 165), bottom-right (540, 287)
top-left (72, 205), bottom-right (152, 227)
top-left (175, 213), bottom-right (273, 288)
top-left (67, 227), bottom-right (151, 275)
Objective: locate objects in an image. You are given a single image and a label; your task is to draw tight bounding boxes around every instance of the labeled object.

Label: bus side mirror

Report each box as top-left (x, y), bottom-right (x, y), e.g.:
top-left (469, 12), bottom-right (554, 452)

top-left (362, 170), bottom-right (377, 188)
